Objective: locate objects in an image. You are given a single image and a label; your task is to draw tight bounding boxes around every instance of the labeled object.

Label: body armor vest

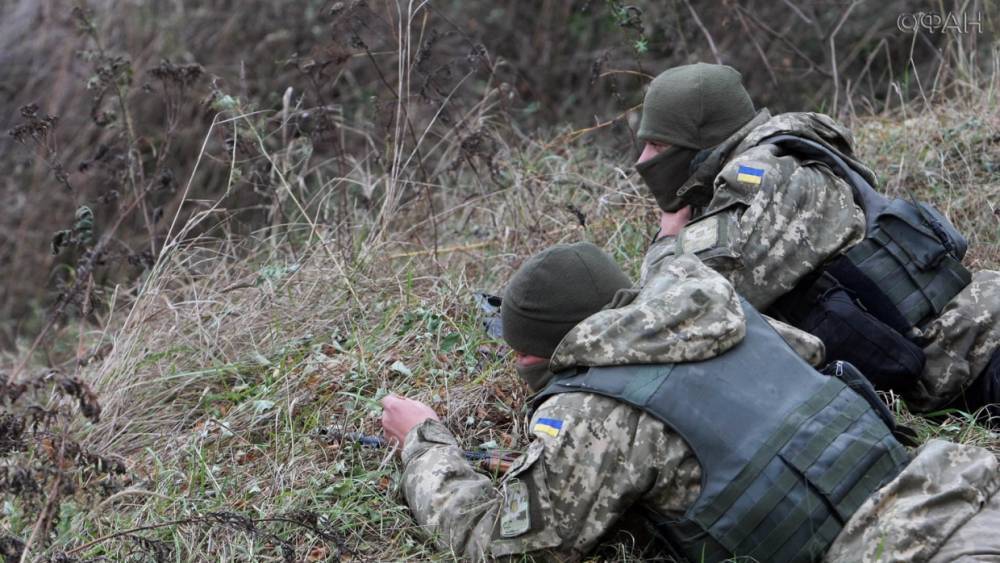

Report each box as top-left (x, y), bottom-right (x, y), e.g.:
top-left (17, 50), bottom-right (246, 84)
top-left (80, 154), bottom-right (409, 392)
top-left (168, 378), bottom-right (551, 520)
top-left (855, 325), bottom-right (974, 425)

top-left (762, 134), bottom-right (971, 331)
top-left (532, 302), bottom-right (910, 563)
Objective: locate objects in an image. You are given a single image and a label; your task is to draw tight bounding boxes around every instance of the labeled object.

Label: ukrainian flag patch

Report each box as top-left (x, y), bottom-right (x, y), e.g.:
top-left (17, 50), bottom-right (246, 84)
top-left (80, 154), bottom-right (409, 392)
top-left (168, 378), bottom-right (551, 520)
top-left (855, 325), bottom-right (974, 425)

top-left (533, 418), bottom-right (563, 438)
top-left (736, 164), bottom-right (765, 185)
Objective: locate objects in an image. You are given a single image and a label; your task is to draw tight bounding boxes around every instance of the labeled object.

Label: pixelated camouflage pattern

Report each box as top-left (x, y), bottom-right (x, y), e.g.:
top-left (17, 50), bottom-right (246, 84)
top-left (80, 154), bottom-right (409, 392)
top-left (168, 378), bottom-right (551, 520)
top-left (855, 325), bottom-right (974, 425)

top-left (494, 393), bottom-right (701, 558)
top-left (399, 252), bottom-right (833, 560)
top-left (646, 110), bottom-right (1000, 409)
top-left (650, 113), bottom-right (867, 303)
top-left (824, 439), bottom-right (1000, 563)
top-left (400, 270), bottom-right (1000, 562)
top-left (400, 393), bottom-right (701, 560)
top-left (553, 252), bottom-right (825, 371)
top-left (550, 253), bottom-right (746, 371)
top-left (397, 112), bottom-right (1000, 560)
top-left (730, 112), bottom-right (877, 184)
top-left (400, 419), bottom-right (503, 560)
top-left (909, 270), bottom-right (1000, 411)
top-left (929, 483), bottom-right (1000, 562)
top-left (400, 253), bottom-right (735, 560)
top-left (641, 114), bottom-right (867, 311)
top-left (708, 148), bottom-right (865, 310)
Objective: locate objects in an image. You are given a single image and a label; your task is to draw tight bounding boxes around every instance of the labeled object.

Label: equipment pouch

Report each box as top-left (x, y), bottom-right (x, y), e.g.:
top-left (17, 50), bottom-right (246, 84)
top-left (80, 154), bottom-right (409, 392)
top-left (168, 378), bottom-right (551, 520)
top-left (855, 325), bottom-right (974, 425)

top-left (822, 360), bottom-right (919, 447)
top-left (844, 198), bottom-right (972, 329)
top-left (821, 361), bottom-right (895, 429)
top-left (674, 207), bottom-right (741, 267)
top-left (772, 274), bottom-right (926, 394)
top-left (877, 200), bottom-right (967, 266)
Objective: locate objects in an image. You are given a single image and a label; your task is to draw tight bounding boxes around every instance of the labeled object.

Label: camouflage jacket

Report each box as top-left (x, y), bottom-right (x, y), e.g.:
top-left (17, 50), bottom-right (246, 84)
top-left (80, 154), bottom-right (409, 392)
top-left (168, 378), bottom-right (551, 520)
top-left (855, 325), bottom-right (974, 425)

top-left (639, 110), bottom-right (1000, 410)
top-left (399, 254), bottom-right (1000, 561)
top-left (400, 255), bottom-right (824, 560)
top-left (641, 109), bottom-right (867, 311)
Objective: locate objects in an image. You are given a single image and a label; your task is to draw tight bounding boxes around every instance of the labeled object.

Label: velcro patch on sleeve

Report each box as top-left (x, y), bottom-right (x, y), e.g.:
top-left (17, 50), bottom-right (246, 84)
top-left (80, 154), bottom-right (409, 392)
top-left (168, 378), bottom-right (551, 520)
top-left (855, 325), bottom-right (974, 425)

top-left (500, 479), bottom-right (531, 538)
top-left (678, 215), bottom-right (720, 254)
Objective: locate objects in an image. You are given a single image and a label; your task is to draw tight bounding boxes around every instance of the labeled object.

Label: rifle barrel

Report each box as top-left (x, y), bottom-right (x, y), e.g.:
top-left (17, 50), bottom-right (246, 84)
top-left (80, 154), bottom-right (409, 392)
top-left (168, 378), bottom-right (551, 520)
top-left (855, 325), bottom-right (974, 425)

top-left (322, 429), bottom-right (519, 465)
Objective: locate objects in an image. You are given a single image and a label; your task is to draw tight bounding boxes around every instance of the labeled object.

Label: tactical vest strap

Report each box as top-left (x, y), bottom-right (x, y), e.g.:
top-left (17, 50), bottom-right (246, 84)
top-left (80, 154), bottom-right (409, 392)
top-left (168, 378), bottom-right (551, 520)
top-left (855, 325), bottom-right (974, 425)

top-left (839, 446), bottom-right (901, 515)
top-left (717, 397), bottom-right (870, 548)
top-left (697, 377), bottom-right (843, 527)
top-left (792, 516), bottom-right (841, 562)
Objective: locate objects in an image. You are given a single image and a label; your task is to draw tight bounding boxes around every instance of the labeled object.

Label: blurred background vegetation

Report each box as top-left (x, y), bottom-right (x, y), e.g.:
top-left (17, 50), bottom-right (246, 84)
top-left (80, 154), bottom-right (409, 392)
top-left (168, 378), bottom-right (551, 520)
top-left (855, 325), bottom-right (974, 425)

top-left (2, 0), bottom-right (995, 347)
top-left (0, 1), bottom-right (997, 561)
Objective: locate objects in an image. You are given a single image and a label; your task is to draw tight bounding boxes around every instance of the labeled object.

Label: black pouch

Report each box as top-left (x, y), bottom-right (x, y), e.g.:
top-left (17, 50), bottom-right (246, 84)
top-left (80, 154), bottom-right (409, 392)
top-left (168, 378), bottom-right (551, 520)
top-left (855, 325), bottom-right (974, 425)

top-left (772, 274), bottom-right (926, 394)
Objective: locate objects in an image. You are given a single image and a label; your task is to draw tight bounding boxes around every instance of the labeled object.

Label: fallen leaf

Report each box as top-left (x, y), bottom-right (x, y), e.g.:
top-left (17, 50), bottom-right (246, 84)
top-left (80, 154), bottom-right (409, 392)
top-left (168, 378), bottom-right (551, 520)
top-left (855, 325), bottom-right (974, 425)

top-left (252, 399), bottom-right (275, 413)
top-left (389, 360), bottom-right (412, 377)
top-left (306, 545), bottom-right (329, 561)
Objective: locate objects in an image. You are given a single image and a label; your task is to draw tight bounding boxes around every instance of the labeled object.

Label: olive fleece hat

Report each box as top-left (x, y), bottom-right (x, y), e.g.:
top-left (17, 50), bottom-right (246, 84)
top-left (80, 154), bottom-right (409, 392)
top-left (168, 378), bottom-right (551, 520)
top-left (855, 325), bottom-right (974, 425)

top-left (501, 242), bottom-right (631, 358)
top-left (638, 63), bottom-right (756, 149)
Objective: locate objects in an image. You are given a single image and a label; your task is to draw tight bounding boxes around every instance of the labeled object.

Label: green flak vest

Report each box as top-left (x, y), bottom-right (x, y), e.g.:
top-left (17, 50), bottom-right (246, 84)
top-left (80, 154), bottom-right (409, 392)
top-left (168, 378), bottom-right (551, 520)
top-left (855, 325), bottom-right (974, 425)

top-left (761, 134), bottom-right (971, 331)
top-left (532, 301), bottom-right (911, 563)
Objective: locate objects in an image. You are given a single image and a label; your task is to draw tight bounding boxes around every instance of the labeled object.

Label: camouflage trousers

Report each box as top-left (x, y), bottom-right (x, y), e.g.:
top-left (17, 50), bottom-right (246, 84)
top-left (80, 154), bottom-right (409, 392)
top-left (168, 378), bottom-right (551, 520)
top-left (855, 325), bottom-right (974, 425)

top-left (930, 490), bottom-right (1000, 562)
top-left (908, 270), bottom-right (1000, 412)
top-left (825, 439), bottom-right (1000, 562)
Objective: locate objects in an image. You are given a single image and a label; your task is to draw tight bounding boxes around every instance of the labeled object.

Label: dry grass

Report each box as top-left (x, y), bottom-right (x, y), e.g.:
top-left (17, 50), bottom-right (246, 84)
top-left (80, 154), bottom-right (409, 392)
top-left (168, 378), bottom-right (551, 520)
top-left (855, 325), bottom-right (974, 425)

top-left (3, 0), bottom-right (996, 339)
top-left (4, 83), bottom-right (994, 560)
top-left (1, 3), bottom-right (999, 561)
top-left (853, 71), bottom-right (1000, 268)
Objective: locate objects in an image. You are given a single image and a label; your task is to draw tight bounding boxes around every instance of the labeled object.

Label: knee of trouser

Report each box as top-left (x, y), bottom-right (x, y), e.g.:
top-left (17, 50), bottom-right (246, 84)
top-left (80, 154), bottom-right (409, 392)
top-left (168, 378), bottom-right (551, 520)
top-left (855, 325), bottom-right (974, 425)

top-left (964, 349), bottom-right (1000, 420)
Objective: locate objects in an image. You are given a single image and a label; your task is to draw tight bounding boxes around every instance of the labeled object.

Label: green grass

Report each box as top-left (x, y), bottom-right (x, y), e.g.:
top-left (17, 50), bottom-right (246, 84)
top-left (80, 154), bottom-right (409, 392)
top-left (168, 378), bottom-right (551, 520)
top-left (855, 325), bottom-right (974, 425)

top-left (3, 84), bottom-right (1000, 562)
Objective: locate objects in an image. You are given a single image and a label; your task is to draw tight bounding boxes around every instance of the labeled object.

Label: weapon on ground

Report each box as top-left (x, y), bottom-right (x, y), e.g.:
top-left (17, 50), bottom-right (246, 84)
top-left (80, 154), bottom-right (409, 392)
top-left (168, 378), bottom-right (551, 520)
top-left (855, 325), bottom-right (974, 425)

top-left (316, 429), bottom-right (520, 474)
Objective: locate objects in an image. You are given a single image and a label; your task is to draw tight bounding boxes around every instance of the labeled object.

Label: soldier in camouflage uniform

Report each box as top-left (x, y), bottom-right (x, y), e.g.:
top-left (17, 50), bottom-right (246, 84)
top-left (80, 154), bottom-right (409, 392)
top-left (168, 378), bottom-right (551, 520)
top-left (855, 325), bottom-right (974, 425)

top-left (380, 242), bottom-right (1000, 561)
top-left (634, 63), bottom-right (1000, 414)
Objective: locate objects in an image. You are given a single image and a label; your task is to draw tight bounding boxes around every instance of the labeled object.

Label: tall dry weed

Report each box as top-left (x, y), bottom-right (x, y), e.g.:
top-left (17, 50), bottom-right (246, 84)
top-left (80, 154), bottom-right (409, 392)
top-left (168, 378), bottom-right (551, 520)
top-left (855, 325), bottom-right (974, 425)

top-left (0, 1), bottom-right (997, 560)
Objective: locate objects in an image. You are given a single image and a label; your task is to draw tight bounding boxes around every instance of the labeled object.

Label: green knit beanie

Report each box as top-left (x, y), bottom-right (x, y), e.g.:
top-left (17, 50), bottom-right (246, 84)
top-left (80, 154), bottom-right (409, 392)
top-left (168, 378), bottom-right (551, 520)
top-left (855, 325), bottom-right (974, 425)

top-left (501, 242), bottom-right (631, 358)
top-left (638, 63), bottom-right (756, 149)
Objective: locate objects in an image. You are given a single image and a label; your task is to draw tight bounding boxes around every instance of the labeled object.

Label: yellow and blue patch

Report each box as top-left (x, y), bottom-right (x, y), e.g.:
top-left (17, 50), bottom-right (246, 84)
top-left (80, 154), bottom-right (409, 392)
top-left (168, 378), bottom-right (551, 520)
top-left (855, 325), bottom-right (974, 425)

top-left (736, 164), bottom-right (765, 185)
top-left (533, 418), bottom-right (563, 438)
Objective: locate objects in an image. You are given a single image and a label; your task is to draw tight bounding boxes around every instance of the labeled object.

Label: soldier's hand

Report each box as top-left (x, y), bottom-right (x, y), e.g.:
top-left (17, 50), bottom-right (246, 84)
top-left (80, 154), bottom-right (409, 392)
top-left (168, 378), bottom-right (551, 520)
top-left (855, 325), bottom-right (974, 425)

top-left (657, 205), bottom-right (692, 239)
top-left (381, 394), bottom-right (440, 450)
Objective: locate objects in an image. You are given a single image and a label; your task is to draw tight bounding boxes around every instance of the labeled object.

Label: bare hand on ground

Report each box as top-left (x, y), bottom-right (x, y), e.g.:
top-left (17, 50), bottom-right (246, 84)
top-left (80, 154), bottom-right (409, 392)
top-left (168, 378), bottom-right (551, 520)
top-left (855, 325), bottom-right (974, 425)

top-left (381, 394), bottom-right (440, 449)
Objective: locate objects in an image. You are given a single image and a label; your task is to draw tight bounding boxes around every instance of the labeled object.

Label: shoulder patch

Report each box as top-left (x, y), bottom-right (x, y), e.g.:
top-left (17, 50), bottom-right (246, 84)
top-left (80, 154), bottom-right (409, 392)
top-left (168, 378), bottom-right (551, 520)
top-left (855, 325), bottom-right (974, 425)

top-left (500, 479), bottom-right (531, 537)
top-left (678, 215), bottom-right (720, 254)
top-left (532, 418), bottom-right (563, 438)
top-left (736, 163), bottom-right (766, 185)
